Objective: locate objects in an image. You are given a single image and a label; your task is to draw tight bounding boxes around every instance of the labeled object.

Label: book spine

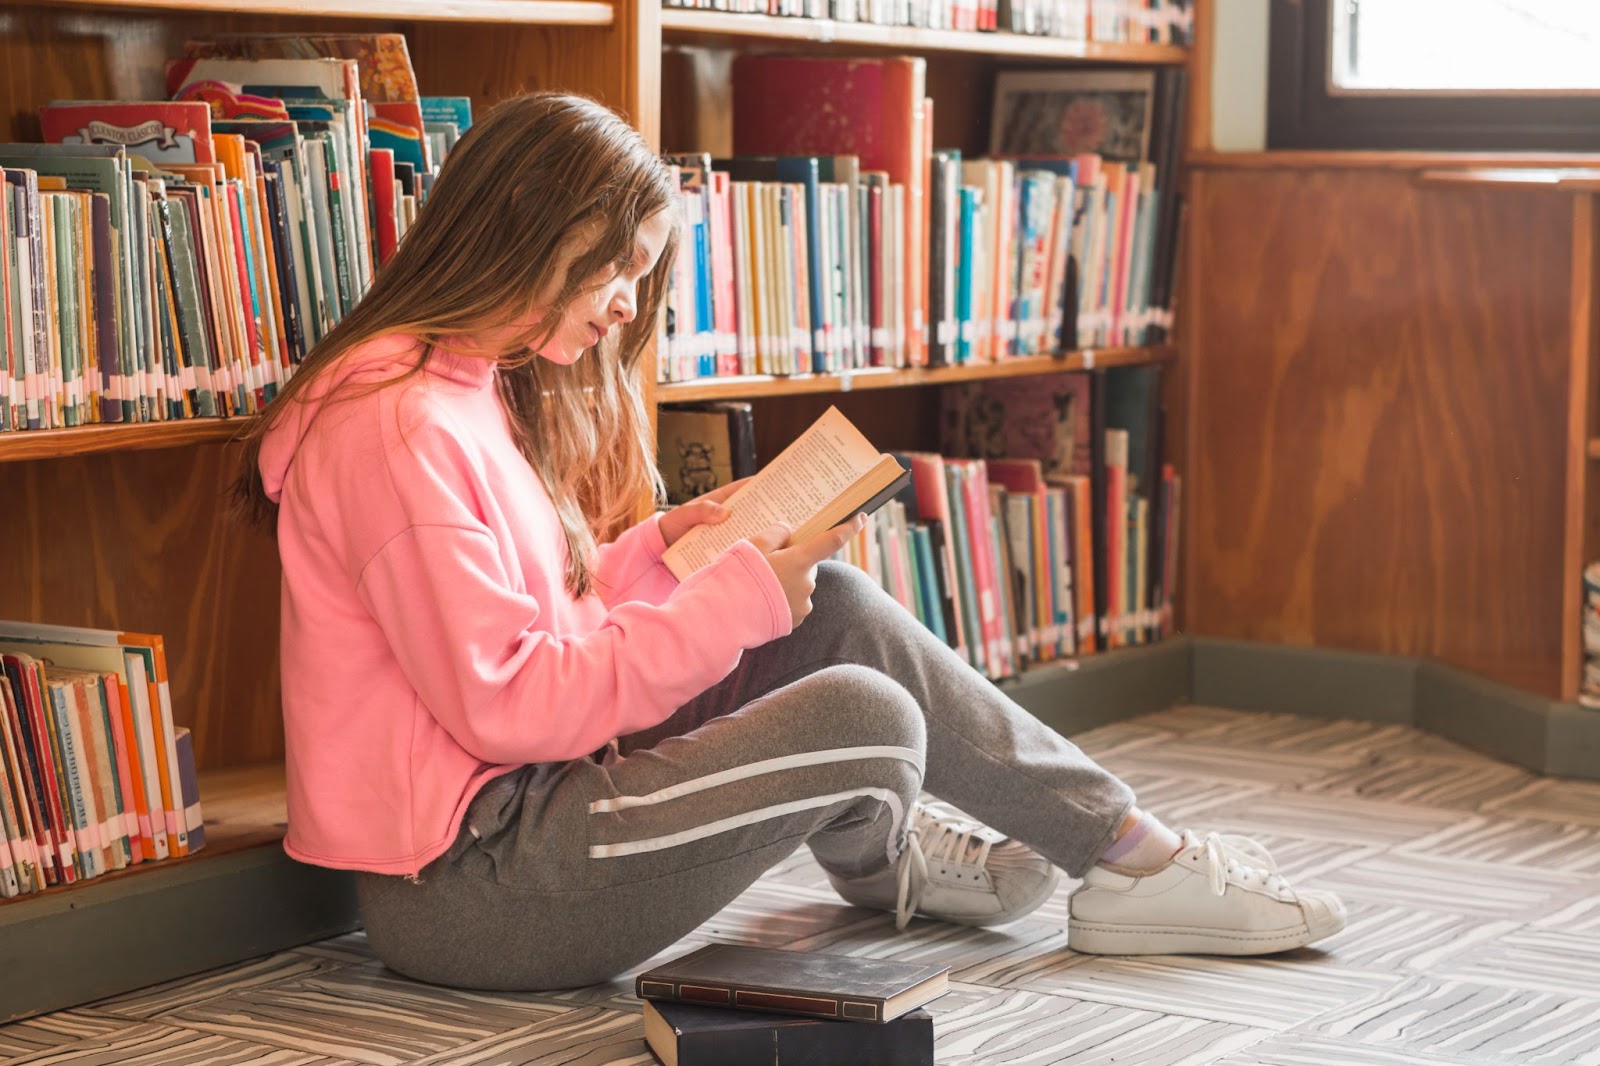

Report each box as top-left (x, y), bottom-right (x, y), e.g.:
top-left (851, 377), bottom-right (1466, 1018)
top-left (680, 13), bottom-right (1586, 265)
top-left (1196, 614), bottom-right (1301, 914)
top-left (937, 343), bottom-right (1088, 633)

top-left (637, 979), bottom-right (892, 1023)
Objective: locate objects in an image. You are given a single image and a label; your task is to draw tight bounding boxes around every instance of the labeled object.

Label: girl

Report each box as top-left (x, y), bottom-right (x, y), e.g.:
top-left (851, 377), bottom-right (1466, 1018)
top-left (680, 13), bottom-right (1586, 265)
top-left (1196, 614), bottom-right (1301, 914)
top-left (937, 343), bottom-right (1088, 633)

top-left (236, 92), bottom-right (1344, 991)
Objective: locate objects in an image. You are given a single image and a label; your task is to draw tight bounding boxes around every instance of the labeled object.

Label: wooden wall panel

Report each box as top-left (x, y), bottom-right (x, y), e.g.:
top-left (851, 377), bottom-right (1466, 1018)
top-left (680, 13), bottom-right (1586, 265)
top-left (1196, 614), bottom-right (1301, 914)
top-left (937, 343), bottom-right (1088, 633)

top-left (408, 17), bottom-right (655, 136)
top-left (1186, 166), bottom-right (1573, 695)
top-left (0, 444), bottom-right (285, 771)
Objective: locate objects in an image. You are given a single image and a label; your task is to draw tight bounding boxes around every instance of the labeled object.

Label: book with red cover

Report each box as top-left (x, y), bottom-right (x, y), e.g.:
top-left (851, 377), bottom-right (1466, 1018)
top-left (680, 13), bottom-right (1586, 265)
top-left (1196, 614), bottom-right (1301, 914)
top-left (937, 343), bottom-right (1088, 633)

top-left (955, 458), bottom-right (1009, 677)
top-left (731, 56), bottom-right (926, 369)
top-left (367, 148), bottom-right (399, 266)
top-left (919, 97), bottom-right (932, 365)
top-left (637, 944), bottom-right (947, 1024)
top-left (39, 102), bottom-right (215, 165)
top-left (0, 659), bottom-right (62, 885)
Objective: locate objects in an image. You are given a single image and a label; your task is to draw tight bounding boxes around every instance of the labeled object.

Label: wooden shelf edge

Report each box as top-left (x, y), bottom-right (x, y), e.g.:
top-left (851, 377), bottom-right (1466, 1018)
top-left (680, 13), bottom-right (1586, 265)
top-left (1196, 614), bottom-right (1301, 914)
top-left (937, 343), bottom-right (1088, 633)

top-left (1188, 149), bottom-right (1600, 173)
top-left (661, 10), bottom-right (1189, 62)
top-left (657, 345), bottom-right (1176, 401)
top-left (0, 762), bottom-right (286, 909)
top-left (0, 347), bottom-right (1175, 452)
top-left (0, 418), bottom-right (253, 463)
top-left (1588, 438), bottom-right (1600, 460)
top-left (40, 0), bottom-right (615, 26)
top-left (1417, 167), bottom-right (1600, 192)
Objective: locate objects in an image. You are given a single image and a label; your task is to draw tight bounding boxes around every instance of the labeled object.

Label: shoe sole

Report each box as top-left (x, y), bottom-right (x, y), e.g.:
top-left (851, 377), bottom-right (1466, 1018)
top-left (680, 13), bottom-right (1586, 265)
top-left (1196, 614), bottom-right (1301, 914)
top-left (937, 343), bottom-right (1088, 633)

top-left (1068, 916), bottom-right (1342, 956)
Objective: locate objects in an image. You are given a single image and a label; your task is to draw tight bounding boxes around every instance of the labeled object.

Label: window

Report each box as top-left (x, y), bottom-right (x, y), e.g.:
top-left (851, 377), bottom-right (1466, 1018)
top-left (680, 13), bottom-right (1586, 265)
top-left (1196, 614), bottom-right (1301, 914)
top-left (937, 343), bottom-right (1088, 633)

top-left (1269, 0), bottom-right (1600, 150)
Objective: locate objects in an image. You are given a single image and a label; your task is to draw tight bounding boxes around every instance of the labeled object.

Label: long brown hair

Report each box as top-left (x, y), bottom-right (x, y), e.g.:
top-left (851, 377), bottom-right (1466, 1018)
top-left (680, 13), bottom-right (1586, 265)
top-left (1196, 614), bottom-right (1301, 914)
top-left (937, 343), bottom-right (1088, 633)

top-left (233, 92), bottom-right (677, 597)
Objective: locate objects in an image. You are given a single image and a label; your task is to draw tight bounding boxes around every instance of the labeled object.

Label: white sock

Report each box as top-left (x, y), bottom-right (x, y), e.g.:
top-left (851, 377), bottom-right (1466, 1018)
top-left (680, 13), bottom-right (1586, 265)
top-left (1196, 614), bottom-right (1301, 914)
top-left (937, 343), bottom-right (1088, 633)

top-left (1096, 809), bottom-right (1184, 875)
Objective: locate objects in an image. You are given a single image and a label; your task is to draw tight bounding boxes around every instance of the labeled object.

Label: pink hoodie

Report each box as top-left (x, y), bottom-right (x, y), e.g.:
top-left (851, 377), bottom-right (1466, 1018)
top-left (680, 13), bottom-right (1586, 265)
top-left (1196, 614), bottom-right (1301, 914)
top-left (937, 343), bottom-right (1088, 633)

top-left (259, 335), bottom-right (792, 875)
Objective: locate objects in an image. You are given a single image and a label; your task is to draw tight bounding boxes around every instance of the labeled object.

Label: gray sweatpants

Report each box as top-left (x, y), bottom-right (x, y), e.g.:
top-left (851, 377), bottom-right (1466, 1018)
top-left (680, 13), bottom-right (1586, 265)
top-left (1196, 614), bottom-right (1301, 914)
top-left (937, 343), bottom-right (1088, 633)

top-left (357, 562), bottom-right (1135, 990)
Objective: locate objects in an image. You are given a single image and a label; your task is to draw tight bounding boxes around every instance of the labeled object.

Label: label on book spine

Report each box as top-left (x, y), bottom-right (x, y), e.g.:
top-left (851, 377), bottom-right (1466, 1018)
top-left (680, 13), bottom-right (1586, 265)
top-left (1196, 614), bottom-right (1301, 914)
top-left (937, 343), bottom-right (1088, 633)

top-left (736, 990), bottom-right (839, 1016)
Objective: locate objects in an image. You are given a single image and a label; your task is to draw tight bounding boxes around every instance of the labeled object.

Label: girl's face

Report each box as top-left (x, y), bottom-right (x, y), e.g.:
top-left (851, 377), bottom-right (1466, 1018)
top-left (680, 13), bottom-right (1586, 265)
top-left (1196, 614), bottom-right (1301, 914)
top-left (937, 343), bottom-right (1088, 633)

top-left (530, 209), bottom-right (675, 365)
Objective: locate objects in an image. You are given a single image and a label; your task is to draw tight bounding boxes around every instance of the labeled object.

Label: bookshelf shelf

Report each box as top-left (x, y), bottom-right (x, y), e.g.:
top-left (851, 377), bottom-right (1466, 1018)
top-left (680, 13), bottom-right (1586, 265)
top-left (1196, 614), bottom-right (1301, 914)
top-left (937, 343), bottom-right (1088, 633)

top-left (661, 10), bottom-right (1189, 63)
top-left (0, 763), bottom-right (286, 908)
top-left (1589, 439), bottom-right (1600, 460)
top-left (0, 347), bottom-right (1176, 458)
top-left (656, 346), bottom-right (1177, 402)
top-left (41, 0), bottom-right (616, 26)
top-left (0, 419), bottom-right (249, 463)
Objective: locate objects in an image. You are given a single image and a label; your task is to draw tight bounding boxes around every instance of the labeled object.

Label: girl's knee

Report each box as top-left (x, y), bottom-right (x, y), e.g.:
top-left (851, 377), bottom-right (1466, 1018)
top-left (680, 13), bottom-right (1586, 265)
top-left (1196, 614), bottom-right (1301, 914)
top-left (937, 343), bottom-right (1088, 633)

top-left (813, 560), bottom-right (887, 617)
top-left (805, 664), bottom-right (927, 756)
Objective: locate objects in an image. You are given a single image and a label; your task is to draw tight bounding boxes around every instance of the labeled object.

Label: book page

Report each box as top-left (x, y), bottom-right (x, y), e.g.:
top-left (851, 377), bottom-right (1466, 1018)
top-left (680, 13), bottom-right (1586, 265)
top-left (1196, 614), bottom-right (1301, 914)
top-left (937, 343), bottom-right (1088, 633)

top-left (663, 406), bottom-right (880, 578)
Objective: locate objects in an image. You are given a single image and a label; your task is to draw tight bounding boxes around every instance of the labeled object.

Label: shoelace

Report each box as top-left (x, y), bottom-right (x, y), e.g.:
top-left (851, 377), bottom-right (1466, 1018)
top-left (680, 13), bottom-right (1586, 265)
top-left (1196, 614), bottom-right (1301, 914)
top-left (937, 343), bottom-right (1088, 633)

top-left (1197, 831), bottom-right (1286, 897)
top-left (1218, 834), bottom-right (1277, 873)
top-left (894, 832), bottom-right (928, 931)
top-left (891, 806), bottom-right (995, 930)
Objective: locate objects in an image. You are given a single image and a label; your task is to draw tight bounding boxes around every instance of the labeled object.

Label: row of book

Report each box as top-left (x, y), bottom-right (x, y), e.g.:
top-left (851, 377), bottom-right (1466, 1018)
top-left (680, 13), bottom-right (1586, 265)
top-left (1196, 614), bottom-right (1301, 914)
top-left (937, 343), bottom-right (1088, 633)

top-left (844, 447), bottom-right (1177, 680)
top-left (659, 150), bottom-right (1165, 381)
top-left (658, 56), bottom-right (1186, 382)
top-left (658, 365), bottom-right (1176, 679)
top-left (0, 621), bottom-right (203, 899)
top-left (662, 0), bottom-right (1195, 43)
top-left (0, 33), bottom-right (469, 432)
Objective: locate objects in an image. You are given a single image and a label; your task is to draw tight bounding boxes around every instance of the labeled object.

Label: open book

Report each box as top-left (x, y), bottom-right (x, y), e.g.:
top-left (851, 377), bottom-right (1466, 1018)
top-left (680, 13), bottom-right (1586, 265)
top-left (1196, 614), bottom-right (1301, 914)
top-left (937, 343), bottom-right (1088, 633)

top-left (662, 406), bottom-right (911, 581)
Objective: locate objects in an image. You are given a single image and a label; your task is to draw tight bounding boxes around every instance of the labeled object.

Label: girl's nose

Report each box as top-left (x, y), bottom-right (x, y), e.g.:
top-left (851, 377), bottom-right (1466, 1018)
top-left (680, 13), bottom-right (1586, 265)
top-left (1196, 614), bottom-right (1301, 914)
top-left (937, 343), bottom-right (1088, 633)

top-left (611, 287), bottom-right (637, 324)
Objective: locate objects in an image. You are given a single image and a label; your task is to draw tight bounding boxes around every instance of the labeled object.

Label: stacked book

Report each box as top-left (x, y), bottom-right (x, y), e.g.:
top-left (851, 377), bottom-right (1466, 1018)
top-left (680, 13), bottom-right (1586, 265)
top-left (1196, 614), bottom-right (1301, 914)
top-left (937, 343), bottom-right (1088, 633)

top-left (0, 34), bottom-right (470, 432)
top-left (662, 0), bottom-right (1194, 45)
top-left (657, 56), bottom-right (1186, 383)
top-left (636, 943), bottom-right (946, 1065)
top-left (0, 621), bottom-right (203, 899)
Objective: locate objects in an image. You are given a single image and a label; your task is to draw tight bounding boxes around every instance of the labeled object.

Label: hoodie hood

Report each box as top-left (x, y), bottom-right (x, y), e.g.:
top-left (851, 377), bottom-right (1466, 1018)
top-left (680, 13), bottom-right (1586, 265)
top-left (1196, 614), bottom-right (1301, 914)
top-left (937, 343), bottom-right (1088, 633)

top-left (259, 334), bottom-right (498, 504)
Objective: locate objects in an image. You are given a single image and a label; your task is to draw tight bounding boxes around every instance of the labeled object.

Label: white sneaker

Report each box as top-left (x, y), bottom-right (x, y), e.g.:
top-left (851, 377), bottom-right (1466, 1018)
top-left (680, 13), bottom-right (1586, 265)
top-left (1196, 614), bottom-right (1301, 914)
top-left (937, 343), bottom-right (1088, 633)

top-left (1068, 829), bottom-right (1346, 956)
top-left (828, 801), bottom-right (1061, 930)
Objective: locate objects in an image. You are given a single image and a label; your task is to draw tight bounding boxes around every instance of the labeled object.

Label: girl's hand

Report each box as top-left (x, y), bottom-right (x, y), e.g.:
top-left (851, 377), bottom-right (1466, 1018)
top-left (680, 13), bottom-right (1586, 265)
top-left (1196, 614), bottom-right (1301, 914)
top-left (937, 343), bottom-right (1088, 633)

top-left (748, 514), bottom-right (867, 628)
top-left (660, 477), bottom-right (751, 548)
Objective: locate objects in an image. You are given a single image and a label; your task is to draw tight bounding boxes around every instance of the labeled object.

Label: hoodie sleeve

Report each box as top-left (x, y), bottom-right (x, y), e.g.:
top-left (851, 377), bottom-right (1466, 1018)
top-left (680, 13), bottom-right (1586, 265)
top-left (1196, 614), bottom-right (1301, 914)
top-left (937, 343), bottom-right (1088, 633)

top-left (355, 525), bottom-right (792, 766)
top-left (591, 512), bottom-right (679, 609)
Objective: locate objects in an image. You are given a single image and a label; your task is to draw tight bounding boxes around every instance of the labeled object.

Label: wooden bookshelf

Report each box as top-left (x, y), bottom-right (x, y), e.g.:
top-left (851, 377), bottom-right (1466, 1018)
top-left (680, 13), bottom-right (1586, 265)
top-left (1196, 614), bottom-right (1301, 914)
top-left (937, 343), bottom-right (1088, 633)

top-left (0, 762), bottom-right (287, 908)
top-left (42, 0), bottom-right (616, 25)
top-left (658, 346), bottom-right (1176, 402)
top-left (1, 0), bottom-right (1202, 1021)
top-left (0, 344), bottom-right (1176, 461)
top-left (661, 10), bottom-right (1189, 62)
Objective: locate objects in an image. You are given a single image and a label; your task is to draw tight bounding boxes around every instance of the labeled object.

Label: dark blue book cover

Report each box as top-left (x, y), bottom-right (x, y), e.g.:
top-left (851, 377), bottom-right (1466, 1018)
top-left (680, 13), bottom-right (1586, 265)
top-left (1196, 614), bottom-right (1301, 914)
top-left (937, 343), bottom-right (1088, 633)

top-left (174, 727), bottom-right (205, 852)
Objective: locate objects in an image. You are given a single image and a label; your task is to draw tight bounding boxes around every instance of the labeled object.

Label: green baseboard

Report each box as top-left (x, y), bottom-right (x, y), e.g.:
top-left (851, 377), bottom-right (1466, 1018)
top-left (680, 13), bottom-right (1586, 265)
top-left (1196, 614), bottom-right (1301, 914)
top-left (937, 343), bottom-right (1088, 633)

top-left (1002, 638), bottom-right (1190, 735)
top-left (1188, 637), bottom-right (1415, 725)
top-left (1, 847), bottom-right (359, 1025)
top-left (1009, 634), bottom-right (1599, 781)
